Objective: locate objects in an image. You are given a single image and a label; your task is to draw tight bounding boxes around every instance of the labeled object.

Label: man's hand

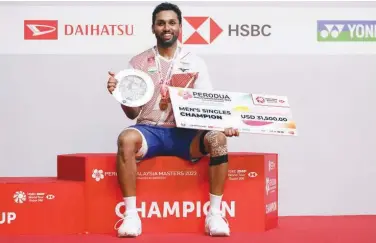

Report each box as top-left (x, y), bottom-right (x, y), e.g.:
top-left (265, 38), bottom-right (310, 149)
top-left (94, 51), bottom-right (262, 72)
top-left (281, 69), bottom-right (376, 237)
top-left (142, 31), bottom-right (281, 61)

top-left (224, 128), bottom-right (240, 137)
top-left (107, 71), bottom-right (117, 94)
top-left (107, 70), bottom-right (141, 119)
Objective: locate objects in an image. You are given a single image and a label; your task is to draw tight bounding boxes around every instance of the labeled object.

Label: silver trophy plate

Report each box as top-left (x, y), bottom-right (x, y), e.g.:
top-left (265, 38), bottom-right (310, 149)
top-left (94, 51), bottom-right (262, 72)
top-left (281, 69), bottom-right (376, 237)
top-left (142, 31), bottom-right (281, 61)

top-left (112, 69), bottom-right (155, 107)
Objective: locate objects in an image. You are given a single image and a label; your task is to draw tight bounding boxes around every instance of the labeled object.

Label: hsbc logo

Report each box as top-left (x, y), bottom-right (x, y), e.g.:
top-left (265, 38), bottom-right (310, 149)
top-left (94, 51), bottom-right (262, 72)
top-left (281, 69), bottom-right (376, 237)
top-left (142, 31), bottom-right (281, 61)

top-left (179, 16), bottom-right (223, 45)
top-left (46, 194), bottom-right (55, 200)
top-left (178, 17), bottom-right (271, 45)
top-left (248, 172), bottom-right (258, 178)
top-left (24, 20), bottom-right (58, 40)
top-left (229, 24), bottom-right (272, 37)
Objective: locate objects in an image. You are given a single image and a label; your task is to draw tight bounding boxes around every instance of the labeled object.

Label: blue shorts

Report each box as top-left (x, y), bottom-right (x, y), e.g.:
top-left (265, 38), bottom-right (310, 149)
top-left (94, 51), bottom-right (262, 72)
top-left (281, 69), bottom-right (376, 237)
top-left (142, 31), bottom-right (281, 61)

top-left (127, 124), bottom-right (203, 161)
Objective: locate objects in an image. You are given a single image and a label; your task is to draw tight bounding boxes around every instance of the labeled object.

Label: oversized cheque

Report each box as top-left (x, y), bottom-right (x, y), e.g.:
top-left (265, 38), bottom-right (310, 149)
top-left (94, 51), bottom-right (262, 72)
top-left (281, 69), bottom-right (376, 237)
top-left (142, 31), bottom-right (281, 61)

top-left (168, 87), bottom-right (297, 136)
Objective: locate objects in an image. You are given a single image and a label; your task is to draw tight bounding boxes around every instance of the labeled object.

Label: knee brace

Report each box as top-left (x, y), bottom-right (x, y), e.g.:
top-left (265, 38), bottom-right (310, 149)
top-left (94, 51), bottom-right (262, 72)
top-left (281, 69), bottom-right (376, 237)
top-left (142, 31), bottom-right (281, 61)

top-left (203, 130), bottom-right (228, 166)
top-left (209, 154), bottom-right (228, 166)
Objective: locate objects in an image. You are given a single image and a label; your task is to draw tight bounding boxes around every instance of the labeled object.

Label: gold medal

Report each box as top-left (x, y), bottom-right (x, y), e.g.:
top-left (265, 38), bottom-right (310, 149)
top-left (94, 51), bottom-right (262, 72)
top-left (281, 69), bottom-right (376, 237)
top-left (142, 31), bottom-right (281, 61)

top-left (159, 84), bottom-right (171, 111)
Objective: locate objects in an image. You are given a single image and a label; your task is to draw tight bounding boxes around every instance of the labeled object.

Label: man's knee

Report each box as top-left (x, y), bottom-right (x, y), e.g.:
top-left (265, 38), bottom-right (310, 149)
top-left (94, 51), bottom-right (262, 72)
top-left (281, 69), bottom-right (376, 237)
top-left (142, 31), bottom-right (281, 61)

top-left (204, 131), bottom-right (227, 148)
top-left (117, 129), bottom-right (143, 155)
top-left (204, 131), bottom-right (228, 166)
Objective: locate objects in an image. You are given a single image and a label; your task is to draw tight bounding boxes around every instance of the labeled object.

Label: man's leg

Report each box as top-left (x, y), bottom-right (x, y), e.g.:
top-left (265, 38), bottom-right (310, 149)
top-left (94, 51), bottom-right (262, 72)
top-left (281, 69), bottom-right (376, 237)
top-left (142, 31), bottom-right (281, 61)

top-left (189, 130), bottom-right (230, 236)
top-left (117, 129), bottom-right (141, 197)
top-left (170, 129), bottom-right (228, 194)
top-left (116, 125), bottom-right (163, 237)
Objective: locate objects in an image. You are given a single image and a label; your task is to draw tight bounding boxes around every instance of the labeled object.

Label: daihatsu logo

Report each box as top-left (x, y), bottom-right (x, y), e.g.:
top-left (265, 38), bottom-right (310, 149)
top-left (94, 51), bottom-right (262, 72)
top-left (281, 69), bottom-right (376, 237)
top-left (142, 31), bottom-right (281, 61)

top-left (27, 24), bottom-right (56, 36)
top-left (24, 20), bottom-right (58, 40)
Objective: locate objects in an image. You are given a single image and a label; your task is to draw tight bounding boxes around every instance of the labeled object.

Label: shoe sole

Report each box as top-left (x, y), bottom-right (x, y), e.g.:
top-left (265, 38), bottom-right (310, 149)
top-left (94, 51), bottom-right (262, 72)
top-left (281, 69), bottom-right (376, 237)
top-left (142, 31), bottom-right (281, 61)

top-left (118, 234), bottom-right (140, 238)
top-left (117, 228), bottom-right (142, 238)
top-left (205, 226), bottom-right (230, 237)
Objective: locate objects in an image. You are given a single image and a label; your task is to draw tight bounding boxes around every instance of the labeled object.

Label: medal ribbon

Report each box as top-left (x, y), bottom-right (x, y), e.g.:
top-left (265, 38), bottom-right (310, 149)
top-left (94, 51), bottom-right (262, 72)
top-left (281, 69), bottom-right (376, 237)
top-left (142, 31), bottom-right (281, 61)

top-left (153, 46), bottom-right (180, 98)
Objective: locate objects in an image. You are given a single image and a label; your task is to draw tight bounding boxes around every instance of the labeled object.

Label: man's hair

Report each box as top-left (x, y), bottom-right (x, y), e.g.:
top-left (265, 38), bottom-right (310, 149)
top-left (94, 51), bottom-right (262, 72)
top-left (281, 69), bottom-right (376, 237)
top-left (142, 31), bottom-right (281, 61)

top-left (152, 2), bottom-right (182, 25)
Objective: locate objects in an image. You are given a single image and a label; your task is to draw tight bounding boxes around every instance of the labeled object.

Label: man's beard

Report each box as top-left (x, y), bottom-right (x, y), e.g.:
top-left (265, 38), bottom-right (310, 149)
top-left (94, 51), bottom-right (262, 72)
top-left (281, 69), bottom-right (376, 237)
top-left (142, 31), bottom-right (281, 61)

top-left (156, 32), bottom-right (179, 48)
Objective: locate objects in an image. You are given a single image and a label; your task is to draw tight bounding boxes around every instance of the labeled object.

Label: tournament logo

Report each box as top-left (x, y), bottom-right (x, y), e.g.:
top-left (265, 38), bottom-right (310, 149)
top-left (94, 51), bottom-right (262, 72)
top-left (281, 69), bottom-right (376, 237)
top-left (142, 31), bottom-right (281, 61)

top-left (178, 89), bottom-right (193, 100)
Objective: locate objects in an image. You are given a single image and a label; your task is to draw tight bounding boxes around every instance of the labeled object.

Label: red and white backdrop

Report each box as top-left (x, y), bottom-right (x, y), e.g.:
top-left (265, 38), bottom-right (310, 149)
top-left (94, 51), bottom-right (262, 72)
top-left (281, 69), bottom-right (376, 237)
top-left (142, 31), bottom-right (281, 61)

top-left (0, 0), bottom-right (375, 221)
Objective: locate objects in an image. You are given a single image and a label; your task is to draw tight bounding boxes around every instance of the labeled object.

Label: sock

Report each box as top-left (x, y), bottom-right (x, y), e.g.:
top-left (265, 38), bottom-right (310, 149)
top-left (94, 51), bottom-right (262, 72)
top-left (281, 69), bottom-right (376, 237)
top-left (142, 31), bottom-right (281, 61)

top-left (124, 196), bottom-right (137, 214)
top-left (209, 193), bottom-right (223, 213)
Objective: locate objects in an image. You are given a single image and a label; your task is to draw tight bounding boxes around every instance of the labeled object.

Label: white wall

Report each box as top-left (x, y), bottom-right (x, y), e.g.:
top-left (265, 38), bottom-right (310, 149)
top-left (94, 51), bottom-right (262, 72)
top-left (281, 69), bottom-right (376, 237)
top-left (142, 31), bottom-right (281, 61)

top-left (1, 1), bottom-right (376, 216)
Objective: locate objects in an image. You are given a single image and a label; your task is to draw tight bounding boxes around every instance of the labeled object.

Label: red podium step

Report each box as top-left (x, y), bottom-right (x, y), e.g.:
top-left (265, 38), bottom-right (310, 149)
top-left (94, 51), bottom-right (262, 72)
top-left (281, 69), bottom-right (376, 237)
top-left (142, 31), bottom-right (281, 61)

top-left (57, 152), bottom-right (278, 234)
top-left (0, 177), bottom-right (85, 235)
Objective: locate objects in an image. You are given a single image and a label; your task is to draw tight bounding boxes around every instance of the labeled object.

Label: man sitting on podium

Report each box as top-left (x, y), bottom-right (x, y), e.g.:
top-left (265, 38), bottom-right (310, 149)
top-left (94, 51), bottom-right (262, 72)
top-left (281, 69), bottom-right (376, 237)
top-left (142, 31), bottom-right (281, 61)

top-left (107, 2), bottom-right (239, 238)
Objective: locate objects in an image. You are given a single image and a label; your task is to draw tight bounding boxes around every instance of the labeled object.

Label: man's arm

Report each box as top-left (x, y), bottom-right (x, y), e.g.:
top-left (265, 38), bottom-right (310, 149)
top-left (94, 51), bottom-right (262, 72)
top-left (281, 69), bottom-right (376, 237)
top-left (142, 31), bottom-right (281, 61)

top-left (120, 61), bottom-right (142, 120)
top-left (121, 105), bottom-right (142, 120)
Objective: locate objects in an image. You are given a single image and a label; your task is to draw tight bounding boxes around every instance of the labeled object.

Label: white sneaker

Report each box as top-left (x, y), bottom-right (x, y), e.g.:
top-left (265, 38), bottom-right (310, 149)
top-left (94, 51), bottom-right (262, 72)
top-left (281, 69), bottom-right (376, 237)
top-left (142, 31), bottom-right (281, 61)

top-left (205, 210), bottom-right (230, 236)
top-left (114, 211), bottom-right (142, 237)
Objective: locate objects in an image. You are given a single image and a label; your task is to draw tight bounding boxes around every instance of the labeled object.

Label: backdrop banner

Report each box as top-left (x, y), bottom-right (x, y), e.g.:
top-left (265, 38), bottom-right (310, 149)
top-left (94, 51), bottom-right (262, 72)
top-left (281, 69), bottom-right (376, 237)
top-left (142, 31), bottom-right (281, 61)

top-left (0, 6), bottom-right (375, 54)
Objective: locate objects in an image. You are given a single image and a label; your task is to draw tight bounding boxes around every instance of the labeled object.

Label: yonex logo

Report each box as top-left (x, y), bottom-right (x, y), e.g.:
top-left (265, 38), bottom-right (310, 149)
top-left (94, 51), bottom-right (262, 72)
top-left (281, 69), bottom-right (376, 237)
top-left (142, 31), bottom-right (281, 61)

top-left (317, 20), bottom-right (376, 42)
top-left (179, 16), bottom-right (223, 45)
top-left (318, 23), bottom-right (345, 39)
